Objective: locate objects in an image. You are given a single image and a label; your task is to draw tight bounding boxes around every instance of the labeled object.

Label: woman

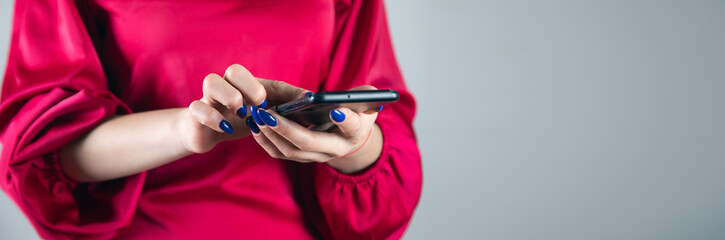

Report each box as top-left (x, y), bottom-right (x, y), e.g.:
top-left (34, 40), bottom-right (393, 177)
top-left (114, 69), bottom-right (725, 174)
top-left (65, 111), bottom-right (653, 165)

top-left (0, 0), bottom-right (421, 239)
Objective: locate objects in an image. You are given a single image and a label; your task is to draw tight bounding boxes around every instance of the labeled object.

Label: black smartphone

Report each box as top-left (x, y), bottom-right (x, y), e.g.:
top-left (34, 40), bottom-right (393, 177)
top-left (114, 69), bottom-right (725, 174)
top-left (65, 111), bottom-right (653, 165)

top-left (272, 89), bottom-right (399, 130)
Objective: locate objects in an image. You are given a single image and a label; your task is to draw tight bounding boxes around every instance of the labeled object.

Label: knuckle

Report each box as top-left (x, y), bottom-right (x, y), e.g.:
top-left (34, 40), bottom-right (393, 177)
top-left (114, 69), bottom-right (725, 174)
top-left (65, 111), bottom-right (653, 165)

top-left (269, 152), bottom-right (283, 159)
top-left (270, 80), bottom-right (287, 91)
top-left (278, 146), bottom-right (297, 159)
top-left (189, 101), bottom-right (215, 126)
top-left (188, 100), bottom-right (202, 110)
top-left (202, 74), bottom-right (222, 94)
top-left (224, 64), bottom-right (249, 78)
top-left (203, 73), bottom-right (220, 87)
top-left (230, 94), bottom-right (244, 109)
top-left (329, 150), bottom-right (344, 159)
top-left (217, 90), bottom-right (244, 110)
top-left (247, 85), bottom-right (266, 104)
top-left (261, 80), bottom-right (287, 98)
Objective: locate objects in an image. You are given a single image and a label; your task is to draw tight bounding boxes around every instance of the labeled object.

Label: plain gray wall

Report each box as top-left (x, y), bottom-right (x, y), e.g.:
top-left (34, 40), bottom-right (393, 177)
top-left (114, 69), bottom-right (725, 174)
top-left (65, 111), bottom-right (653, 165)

top-left (2, 0), bottom-right (725, 239)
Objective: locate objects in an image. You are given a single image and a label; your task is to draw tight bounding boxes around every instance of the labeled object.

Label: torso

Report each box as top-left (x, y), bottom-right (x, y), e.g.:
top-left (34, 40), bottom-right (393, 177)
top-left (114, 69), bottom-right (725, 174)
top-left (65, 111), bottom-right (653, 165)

top-left (83, 0), bottom-right (338, 237)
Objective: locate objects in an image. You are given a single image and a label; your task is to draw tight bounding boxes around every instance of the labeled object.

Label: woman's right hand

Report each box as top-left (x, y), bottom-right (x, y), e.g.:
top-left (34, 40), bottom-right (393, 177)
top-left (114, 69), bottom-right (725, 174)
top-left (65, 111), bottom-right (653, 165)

top-left (180, 64), bottom-right (268, 153)
top-left (180, 64), bottom-right (310, 154)
top-left (59, 63), bottom-right (309, 182)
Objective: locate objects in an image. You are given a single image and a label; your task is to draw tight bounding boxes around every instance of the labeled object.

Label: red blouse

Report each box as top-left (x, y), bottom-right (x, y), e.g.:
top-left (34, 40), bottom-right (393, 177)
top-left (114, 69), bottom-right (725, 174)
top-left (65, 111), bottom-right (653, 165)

top-left (0, 0), bottom-right (421, 239)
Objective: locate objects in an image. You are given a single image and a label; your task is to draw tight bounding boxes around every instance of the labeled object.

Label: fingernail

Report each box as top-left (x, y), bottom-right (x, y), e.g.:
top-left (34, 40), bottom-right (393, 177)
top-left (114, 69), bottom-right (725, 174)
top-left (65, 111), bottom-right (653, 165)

top-left (258, 99), bottom-right (267, 109)
top-left (250, 105), bottom-right (265, 126)
top-left (246, 117), bottom-right (260, 134)
top-left (330, 109), bottom-right (346, 122)
top-left (377, 105), bottom-right (384, 112)
top-left (258, 110), bottom-right (277, 127)
top-left (219, 120), bottom-right (233, 134)
top-left (236, 104), bottom-right (247, 118)
top-left (305, 92), bottom-right (313, 97)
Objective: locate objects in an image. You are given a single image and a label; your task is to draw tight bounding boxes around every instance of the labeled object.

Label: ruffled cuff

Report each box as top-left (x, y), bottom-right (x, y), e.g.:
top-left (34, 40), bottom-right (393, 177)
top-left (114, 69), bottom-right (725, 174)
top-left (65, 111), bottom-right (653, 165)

top-left (1, 88), bottom-right (145, 239)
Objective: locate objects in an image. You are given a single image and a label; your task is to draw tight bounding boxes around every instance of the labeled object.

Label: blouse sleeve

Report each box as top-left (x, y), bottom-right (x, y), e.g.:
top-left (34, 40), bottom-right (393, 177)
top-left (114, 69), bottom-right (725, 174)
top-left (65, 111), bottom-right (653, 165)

top-left (299, 0), bottom-right (423, 239)
top-left (0, 0), bottom-right (145, 238)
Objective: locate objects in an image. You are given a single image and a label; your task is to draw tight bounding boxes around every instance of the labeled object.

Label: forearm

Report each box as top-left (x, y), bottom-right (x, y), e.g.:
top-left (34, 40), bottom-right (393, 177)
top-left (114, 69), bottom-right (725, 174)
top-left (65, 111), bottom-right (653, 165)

top-left (59, 108), bottom-right (192, 182)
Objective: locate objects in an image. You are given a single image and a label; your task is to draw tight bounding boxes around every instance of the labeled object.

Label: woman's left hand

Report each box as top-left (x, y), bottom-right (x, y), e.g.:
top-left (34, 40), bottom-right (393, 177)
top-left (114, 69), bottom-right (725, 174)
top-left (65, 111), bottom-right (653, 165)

top-left (249, 83), bottom-right (383, 174)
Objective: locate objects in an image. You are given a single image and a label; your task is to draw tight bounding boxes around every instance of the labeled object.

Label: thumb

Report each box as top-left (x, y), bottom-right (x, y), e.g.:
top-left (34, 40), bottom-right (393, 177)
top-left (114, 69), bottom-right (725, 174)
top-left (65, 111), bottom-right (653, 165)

top-left (330, 107), bottom-right (378, 139)
top-left (348, 85), bottom-right (377, 91)
top-left (347, 85), bottom-right (383, 114)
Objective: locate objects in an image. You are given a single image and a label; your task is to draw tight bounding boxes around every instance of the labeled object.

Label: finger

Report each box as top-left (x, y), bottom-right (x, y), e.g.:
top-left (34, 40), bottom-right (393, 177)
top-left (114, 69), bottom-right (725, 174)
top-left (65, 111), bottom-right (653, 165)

top-left (330, 107), bottom-right (366, 138)
top-left (258, 123), bottom-right (333, 162)
top-left (349, 85), bottom-right (378, 91)
top-left (258, 109), bottom-right (351, 158)
top-left (346, 85), bottom-right (383, 114)
top-left (223, 64), bottom-right (267, 106)
top-left (256, 78), bottom-right (310, 105)
top-left (251, 131), bottom-right (285, 160)
top-left (247, 117), bottom-right (284, 157)
top-left (201, 73), bottom-right (245, 113)
top-left (189, 100), bottom-right (233, 134)
top-left (247, 117), bottom-right (314, 163)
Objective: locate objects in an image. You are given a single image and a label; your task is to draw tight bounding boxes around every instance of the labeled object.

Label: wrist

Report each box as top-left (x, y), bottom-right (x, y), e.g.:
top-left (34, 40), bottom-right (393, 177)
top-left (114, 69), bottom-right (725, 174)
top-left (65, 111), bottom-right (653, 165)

top-left (326, 124), bottom-right (383, 174)
top-left (176, 108), bottom-right (218, 154)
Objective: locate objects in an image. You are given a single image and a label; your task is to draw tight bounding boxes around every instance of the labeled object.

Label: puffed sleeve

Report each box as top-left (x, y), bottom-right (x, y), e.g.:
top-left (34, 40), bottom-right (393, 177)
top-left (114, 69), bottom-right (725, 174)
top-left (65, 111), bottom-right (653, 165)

top-left (0, 0), bottom-right (145, 239)
top-left (299, 0), bottom-right (423, 239)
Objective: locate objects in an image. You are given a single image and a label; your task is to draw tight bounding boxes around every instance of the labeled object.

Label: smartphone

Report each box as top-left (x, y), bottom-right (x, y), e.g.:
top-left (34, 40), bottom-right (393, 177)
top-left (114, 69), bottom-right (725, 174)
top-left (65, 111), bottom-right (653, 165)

top-left (272, 89), bottom-right (399, 130)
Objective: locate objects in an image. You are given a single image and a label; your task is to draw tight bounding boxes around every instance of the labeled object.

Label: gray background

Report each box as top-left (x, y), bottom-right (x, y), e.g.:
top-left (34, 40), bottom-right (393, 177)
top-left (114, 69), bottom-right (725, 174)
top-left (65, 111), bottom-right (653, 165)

top-left (2, 0), bottom-right (725, 239)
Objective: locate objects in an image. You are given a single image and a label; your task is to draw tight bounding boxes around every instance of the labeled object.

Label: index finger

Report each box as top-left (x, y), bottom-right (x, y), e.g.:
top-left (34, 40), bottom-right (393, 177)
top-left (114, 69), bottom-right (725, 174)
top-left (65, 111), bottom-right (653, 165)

top-left (260, 110), bottom-right (350, 157)
top-left (223, 64), bottom-right (267, 106)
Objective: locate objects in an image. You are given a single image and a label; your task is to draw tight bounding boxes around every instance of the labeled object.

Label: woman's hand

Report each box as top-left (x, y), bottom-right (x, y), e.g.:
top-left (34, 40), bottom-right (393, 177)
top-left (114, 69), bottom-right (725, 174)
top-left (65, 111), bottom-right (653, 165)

top-left (181, 63), bottom-right (383, 173)
top-left (180, 64), bottom-right (268, 153)
top-left (61, 63), bottom-right (270, 182)
top-left (249, 85), bottom-right (384, 174)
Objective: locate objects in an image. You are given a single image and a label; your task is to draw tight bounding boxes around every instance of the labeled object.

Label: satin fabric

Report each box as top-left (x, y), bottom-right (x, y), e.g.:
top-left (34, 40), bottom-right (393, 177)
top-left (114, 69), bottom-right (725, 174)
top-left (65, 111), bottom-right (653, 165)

top-left (0, 0), bottom-right (421, 239)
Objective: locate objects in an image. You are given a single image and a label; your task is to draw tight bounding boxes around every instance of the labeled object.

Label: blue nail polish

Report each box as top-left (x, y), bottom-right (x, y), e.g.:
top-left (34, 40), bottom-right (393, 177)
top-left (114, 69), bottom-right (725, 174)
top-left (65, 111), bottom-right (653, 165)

top-left (330, 109), bottom-right (346, 122)
top-left (258, 99), bottom-right (267, 109)
top-left (219, 120), bottom-right (233, 134)
top-left (250, 105), bottom-right (265, 126)
top-left (377, 105), bottom-right (384, 112)
top-left (305, 92), bottom-right (313, 97)
top-left (258, 110), bottom-right (277, 127)
top-left (236, 105), bottom-right (247, 118)
top-left (246, 117), bottom-right (260, 134)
